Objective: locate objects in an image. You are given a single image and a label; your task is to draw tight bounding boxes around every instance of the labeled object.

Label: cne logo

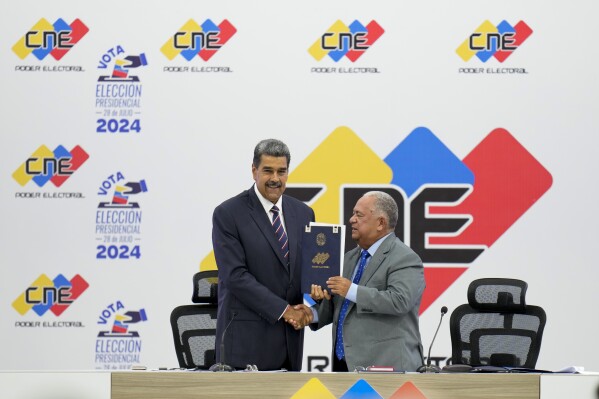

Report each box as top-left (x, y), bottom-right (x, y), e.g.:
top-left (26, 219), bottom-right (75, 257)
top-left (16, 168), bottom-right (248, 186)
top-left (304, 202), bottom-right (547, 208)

top-left (308, 20), bottom-right (384, 62)
top-left (12, 18), bottom-right (89, 60)
top-left (290, 378), bottom-right (428, 398)
top-left (202, 126), bottom-right (552, 314)
top-left (12, 274), bottom-right (89, 316)
top-left (456, 20), bottom-right (533, 63)
top-left (161, 19), bottom-right (237, 61)
top-left (12, 145), bottom-right (89, 187)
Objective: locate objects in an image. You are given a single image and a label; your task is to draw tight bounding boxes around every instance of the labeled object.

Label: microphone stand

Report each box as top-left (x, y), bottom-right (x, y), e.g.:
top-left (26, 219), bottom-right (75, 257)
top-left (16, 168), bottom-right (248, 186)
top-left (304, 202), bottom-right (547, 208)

top-left (209, 312), bottom-right (236, 372)
top-left (417, 306), bottom-right (448, 373)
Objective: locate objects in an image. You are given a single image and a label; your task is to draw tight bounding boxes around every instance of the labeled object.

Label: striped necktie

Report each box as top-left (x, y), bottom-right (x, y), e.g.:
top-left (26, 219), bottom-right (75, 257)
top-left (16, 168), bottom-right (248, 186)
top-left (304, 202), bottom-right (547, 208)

top-left (270, 205), bottom-right (289, 261)
top-left (335, 249), bottom-right (370, 360)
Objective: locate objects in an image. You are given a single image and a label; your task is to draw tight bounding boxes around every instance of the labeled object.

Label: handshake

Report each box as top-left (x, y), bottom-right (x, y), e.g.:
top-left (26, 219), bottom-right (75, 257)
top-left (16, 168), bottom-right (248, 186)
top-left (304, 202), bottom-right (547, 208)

top-left (283, 304), bottom-right (313, 330)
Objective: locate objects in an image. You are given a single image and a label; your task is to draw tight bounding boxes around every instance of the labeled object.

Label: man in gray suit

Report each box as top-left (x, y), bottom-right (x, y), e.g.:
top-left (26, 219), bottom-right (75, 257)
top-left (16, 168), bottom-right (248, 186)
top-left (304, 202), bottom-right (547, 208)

top-left (309, 191), bottom-right (425, 372)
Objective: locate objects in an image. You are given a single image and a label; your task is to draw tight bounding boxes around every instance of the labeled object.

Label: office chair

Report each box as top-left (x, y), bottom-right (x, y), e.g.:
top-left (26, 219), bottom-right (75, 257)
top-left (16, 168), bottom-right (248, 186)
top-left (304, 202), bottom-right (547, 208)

top-left (170, 270), bottom-right (218, 369)
top-left (449, 278), bottom-right (546, 368)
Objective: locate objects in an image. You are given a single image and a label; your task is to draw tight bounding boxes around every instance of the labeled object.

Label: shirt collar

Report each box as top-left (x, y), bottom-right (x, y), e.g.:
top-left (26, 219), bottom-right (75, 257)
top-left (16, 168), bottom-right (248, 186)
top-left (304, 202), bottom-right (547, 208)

top-left (253, 183), bottom-right (283, 215)
top-left (361, 232), bottom-right (392, 258)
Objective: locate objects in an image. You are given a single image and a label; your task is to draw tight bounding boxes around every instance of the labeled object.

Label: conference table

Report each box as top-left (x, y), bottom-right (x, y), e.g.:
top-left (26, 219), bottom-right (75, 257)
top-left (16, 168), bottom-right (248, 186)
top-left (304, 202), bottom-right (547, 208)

top-left (2, 370), bottom-right (599, 399)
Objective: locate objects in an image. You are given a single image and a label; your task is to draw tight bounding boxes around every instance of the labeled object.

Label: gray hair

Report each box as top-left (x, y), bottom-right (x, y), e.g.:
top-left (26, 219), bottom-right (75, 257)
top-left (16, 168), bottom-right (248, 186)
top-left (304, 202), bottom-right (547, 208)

top-left (253, 139), bottom-right (291, 167)
top-left (363, 191), bottom-right (398, 230)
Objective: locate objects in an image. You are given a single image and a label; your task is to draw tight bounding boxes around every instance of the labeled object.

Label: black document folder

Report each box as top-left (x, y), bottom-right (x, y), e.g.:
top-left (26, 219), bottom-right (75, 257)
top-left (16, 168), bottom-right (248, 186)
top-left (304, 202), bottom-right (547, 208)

top-left (300, 223), bottom-right (345, 293)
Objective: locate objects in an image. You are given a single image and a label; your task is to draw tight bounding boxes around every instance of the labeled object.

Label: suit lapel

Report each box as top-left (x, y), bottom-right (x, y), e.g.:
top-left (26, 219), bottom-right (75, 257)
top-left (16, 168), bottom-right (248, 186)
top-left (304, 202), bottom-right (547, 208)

top-left (334, 236), bottom-right (395, 319)
top-left (247, 188), bottom-right (289, 271)
top-left (343, 248), bottom-right (360, 280)
top-left (333, 236), bottom-right (396, 321)
top-left (334, 248), bottom-right (360, 317)
top-left (282, 196), bottom-right (298, 276)
top-left (360, 234), bottom-right (395, 285)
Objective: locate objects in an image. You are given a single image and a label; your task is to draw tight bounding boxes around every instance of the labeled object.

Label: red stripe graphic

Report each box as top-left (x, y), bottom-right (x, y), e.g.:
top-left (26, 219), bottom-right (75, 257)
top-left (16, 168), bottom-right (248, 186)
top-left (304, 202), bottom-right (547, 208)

top-left (428, 128), bottom-right (552, 248)
top-left (51, 19), bottom-right (90, 61)
top-left (494, 21), bottom-right (533, 63)
top-left (50, 145), bottom-right (89, 187)
top-left (199, 19), bottom-right (237, 61)
top-left (346, 20), bottom-right (385, 62)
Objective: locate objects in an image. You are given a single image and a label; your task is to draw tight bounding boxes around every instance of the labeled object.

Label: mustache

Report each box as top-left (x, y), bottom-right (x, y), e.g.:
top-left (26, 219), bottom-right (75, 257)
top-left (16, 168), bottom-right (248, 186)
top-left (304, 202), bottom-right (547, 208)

top-left (265, 181), bottom-right (282, 188)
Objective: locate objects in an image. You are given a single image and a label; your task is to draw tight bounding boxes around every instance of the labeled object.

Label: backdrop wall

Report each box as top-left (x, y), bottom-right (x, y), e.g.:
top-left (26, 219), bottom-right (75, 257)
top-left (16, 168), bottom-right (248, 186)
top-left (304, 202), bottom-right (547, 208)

top-left (1, 0), bottom-right (598, 372)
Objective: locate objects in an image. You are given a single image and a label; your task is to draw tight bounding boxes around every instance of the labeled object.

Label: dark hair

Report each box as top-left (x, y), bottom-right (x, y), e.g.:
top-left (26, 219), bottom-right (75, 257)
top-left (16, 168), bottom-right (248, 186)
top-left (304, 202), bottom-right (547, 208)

top-left (253, 139), bottom-right (291, 167)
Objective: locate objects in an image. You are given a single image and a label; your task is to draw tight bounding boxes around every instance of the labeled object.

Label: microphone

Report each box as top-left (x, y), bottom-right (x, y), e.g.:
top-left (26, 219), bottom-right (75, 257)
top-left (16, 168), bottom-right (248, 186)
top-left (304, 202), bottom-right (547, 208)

top-left (209, 311), bottom-right (237, 372)
top-left (417, 306), bottom-right (448, 373)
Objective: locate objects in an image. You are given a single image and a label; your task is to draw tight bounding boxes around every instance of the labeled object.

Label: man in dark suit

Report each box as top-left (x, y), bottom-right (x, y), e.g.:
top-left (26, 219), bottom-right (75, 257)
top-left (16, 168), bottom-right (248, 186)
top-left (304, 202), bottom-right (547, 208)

top-left (212, 139), bottom-right (315, 371)
top-left (310, 191), bottom-right (425, 372)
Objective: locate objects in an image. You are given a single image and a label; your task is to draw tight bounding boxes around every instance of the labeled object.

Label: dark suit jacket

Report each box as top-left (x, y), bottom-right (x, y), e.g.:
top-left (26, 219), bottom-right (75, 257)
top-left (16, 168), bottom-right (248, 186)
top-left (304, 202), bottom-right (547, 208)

top-left (312, 233), bottom-right (425, 371)
top-left (212, 186), bottom-right (314, 370)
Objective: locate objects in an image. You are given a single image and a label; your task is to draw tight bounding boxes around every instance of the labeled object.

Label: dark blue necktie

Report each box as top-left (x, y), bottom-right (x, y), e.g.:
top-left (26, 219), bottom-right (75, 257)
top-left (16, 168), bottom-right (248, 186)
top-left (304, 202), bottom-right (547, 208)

top-left (270, 206), bottom-right (289, 261)
top-left (335, 249), bottom-right (370, 360)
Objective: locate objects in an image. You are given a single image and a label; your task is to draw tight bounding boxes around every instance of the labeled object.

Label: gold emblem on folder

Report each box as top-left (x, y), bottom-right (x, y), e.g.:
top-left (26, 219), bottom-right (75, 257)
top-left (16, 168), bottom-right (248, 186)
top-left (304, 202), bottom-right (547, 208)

top-left (316, 232), bottom-right (326, 246)
top-left (312, 252), bottom-right (330, 264)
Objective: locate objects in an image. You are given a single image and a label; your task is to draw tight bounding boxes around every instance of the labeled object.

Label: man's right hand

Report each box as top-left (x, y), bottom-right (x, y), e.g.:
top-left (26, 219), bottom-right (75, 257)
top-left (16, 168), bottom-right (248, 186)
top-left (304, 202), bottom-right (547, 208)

top-left (283, 304), bottom-right (313, 330)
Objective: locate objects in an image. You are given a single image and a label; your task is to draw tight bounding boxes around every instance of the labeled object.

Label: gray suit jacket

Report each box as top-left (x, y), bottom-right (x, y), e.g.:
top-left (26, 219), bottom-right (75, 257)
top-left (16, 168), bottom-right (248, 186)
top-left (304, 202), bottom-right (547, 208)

top-left (313, 233), bottom-right (425, 371)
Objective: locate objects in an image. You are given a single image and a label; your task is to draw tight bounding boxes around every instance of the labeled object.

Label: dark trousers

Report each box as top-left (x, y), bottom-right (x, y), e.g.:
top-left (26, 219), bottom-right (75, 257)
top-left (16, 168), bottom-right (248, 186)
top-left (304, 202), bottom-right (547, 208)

top-left (332, 355), bottom-right (349, 372)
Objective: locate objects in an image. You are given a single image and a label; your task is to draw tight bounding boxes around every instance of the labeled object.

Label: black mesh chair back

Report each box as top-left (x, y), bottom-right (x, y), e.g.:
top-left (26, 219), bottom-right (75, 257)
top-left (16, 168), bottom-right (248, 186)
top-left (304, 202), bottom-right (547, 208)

top-left (170, 271), bottom-right (218, 369)
top-left (449, 278), bottom-right (546, 368)
top-left (192, 270), bottom-right (218, 303)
